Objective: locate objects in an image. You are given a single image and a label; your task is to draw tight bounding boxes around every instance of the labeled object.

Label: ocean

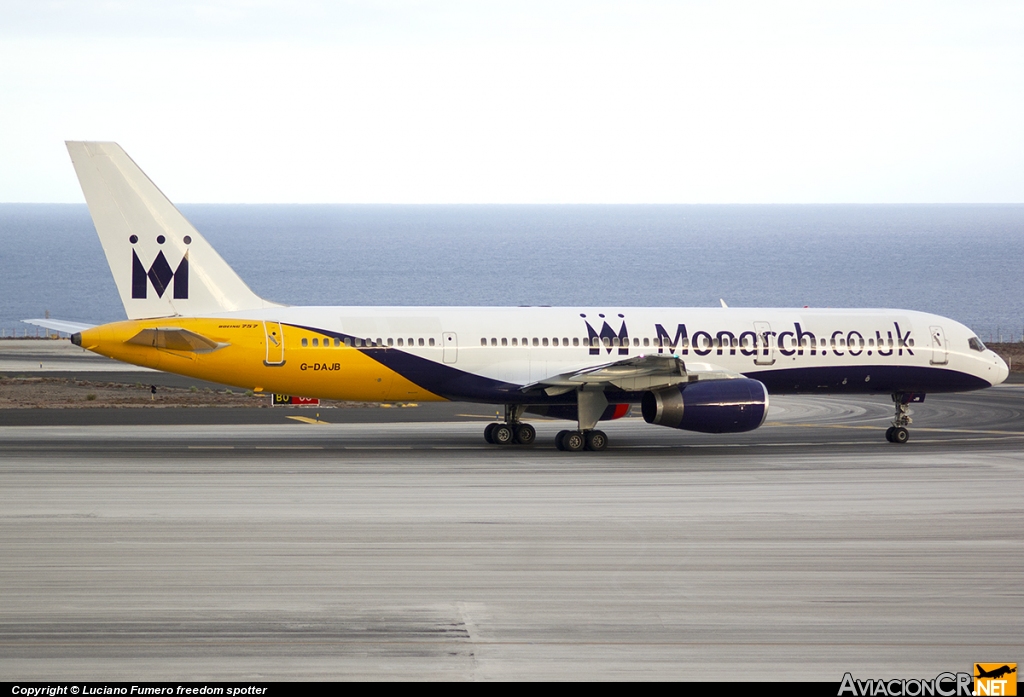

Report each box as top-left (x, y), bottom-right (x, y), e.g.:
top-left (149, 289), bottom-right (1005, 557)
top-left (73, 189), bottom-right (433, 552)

top-left (1, 204), bottom-right (1022, 342)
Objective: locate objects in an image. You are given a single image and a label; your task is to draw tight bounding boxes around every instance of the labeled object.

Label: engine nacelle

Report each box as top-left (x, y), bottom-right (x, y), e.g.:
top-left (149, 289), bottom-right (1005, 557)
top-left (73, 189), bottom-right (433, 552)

top-left (641, 378), bottom-right (769, 434)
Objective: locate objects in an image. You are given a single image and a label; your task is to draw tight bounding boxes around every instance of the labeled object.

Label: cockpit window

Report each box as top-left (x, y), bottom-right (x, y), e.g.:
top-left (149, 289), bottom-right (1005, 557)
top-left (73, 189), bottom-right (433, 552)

top-left (968, 337), bottom-right (986, 352)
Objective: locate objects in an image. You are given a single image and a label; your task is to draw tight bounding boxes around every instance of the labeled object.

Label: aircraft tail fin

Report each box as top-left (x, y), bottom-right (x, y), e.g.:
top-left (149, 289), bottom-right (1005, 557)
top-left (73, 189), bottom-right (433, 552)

top-left (65, 141), bottom-right (279, 320)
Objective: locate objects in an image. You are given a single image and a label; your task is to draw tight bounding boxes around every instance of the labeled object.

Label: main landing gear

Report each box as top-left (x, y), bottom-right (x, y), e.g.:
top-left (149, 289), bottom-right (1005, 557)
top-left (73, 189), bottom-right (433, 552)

top-left (484, 404), bottom-right (537, 446)
top-left (557, 386), bottom-right (610, 450)
top-left (554, 387), bottom-right (611, 452)
top-left (885, 392), bottom-right (912, 444)
top-left (554, 428), bottom-right (608, 452)
top-left (483, 389), bottom-right (614, 452)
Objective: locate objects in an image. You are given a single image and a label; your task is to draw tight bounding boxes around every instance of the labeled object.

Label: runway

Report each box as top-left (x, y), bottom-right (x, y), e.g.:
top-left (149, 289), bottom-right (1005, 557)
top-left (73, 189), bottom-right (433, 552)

top-left (2, 388), bottom-right (1023, 680)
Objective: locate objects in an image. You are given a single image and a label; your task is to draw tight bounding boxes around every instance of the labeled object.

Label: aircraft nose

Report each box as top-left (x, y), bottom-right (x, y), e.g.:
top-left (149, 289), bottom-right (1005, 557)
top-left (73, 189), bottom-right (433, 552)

top-left (991, 352), bottom-right (1009, 386)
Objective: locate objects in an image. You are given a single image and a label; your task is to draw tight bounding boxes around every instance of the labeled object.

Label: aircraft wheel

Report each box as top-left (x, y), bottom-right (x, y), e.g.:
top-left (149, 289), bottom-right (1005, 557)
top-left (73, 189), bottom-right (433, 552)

top-left (484, 423), bottom-right (498, 444)
top-left (585, 430), bottom-right (608, 451)
top-left (514, 423), bottom-right (537, 445)
top-left (555, 430), bottom-right (569, 451)
top-left (561, 430), bottom-right (585, 452)
top-left (892, 426), bottom-right (909, 444)
top-left (492, 424), bottom-right (515, 445)
top-left (885, 426), bottom-right (895, 443)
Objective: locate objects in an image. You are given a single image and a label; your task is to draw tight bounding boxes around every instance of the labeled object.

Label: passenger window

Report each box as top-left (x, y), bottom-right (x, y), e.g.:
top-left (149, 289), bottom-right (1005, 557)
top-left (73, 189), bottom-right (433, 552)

top-left (512, 338), bottom-right (518, 346)
top-left (429, 338), bottom-right (435, 346)
top-left (397, 338), bottom-right (404, 347)
top-left (643, 338), bottom-right (650, 347)
top-left (573, 338), bottom-right (579, 346)
top-left (502, 338), bottom-right (508, 346)
top-left (481, 338), bottom-right (487, 346)
top-left (552, 338), bottom-right (559, 346)
top-left (334, 338), bottom-right (341, 347)
top-left (418, 338), bottom-right (424, 346)
top-left (868, 338), bottom-right (874, 347)
top-left (542, 338), bottom-right (549, 347)
top-left (301, 338), bottom-right (308, 347)
top-left (533, 338), bottom-right (539, 346)
top-left (563, 337), bottom-right (569, 346)
top-left (387, 338), bottom-right (394, 347)
top-left (312, 338), bottom-right (319, 347)
top-left (603, 337), bottom-right (611, 348)
top-left (491, 338), bottom-right (497, 346)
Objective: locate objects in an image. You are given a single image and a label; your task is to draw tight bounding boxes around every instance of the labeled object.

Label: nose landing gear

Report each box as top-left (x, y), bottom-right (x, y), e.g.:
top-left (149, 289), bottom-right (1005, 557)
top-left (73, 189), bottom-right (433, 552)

top-left (886, 392), bottom-right (914, 444)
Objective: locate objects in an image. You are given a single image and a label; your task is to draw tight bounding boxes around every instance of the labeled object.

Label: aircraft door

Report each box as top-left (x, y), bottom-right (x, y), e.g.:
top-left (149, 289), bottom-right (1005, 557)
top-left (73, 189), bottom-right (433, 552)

top-left (442, 332), bottom-right (458, 364)
top-left (753, 321), bottom-right (775, 365)
top-left (264, 320), bottom-right (286, 366)
top-left (929, 325), bottom-right (948, 365)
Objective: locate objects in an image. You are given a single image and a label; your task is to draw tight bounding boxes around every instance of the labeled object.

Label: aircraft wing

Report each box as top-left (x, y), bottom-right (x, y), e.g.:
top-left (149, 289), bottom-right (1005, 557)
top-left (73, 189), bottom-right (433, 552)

top-left (522, 353), bottom-right (745, 395)
top-left (125, 327), bottom-right (227, 353)
top-left (22, 318), bottom-right (97, 334)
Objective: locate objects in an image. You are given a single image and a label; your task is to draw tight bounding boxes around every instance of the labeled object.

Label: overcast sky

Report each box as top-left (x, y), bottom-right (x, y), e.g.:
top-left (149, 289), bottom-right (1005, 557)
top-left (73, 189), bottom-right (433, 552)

top-left (2, 0), bottom-right (1023, 203)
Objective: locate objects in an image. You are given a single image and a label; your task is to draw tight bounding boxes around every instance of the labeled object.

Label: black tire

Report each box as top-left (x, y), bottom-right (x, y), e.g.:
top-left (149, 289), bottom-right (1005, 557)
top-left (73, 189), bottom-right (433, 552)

top-left (585, 430), bottom-right (608, 451)
top-left (514, 423), bottom-right (537, 445)
top-left (492, 424), bottom-right (514, 445)
top-left (555, 430), bottom-right (569, 451)
top-left (484, 422), bottom-right (497, 444)
top-left (561, 430), bottom-right (585, 452)
top-left (892, 427), bottom-right (909, 444)
top-left (885, 426), bottom-right (895, 443)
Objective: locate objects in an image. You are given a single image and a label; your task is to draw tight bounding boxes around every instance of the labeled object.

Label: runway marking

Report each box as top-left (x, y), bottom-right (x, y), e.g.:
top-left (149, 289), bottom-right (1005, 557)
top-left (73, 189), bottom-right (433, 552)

top-left (286, 416), bottom-right (329, 425)
top-left (253, 445), bottom-right (324, 450)
top-left (3, 639), bottom-right (1018, 648)
top-left (785, 422), bottom-right (1024, 435)
top-left (187, 445), bottom-right (235, 449)
top-left (456, 414), bottom-right (555, 422)
top-left (344, 446), bottom-right (413, 450)
top-left (616, 435), bottom-right (1024, 449)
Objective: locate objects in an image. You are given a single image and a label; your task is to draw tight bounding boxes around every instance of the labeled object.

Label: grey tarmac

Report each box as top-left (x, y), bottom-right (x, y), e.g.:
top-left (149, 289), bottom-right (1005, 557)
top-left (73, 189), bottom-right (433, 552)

top-left (1, 387), bottom-right (1022, 680)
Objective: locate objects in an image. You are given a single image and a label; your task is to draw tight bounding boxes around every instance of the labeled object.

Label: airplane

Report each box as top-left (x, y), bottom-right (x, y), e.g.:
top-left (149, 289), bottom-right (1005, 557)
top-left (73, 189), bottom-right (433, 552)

top-left (975, 665), bottom-right (1016, 680)
top-left (26, 141), bottom-right (1010, 451)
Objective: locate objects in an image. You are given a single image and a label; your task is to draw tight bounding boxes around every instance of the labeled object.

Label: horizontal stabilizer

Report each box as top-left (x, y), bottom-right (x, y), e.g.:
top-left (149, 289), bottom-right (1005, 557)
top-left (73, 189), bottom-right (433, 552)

top-left (126, 327), bottom-right (227, 353)
top-left (22, 318), bottom-right (97, 334)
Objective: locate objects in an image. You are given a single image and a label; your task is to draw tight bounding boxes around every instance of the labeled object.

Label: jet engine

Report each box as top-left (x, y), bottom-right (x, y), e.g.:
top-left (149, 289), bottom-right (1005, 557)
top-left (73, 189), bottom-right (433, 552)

top-left (641, 378), bottom-right (769, 433)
